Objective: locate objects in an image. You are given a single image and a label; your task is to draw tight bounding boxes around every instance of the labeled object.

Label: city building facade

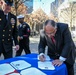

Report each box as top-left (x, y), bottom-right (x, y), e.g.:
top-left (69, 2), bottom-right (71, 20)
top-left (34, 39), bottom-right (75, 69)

top-left (24, 0), bottom-right (33, 13)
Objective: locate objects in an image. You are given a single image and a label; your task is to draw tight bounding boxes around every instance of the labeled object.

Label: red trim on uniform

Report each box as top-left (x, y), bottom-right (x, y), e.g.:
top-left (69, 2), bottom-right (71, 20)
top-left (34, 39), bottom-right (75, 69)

top-left (23, 35), bottom-right (28, 37)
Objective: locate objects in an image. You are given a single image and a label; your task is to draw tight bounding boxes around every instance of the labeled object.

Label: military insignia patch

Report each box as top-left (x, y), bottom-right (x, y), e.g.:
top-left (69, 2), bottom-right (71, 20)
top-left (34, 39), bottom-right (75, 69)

top-left (23, 25), bottom-right (26, 28)
top-left (11, 18), bottom-right (15, 25)
top-left (27, 28), bottom-right (30, 32)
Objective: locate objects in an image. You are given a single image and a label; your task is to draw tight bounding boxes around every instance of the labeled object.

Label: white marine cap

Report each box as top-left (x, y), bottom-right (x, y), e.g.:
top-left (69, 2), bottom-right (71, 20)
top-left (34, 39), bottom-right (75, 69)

top-left (17, 15), bottom-right (24, 19)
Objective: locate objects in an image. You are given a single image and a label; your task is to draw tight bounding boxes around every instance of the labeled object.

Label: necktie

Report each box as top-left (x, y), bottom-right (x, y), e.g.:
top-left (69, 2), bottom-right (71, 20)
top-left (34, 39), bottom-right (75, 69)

top-left (51, 36), bottom-right (56, 45)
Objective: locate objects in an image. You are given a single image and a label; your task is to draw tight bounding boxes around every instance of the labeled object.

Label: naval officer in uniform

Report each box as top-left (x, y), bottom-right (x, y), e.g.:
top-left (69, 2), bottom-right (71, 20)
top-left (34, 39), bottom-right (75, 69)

top-left (16, 15), bottom-right (31, 56)
top-left (0, 0), bottom-right (19, 59)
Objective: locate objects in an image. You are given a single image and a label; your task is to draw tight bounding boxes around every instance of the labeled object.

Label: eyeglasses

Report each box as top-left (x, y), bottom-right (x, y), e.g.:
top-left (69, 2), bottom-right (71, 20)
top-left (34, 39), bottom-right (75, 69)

top-left (45, 29), bottom-right (56, 36)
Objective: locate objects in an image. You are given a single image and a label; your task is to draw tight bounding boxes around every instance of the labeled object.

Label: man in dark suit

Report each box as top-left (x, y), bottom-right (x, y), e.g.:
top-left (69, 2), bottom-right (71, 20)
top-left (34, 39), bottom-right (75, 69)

top-left (38, 20), bottom-right (75, 75)
top-left (0, 0), bottom-right (19, 59)
top-left (16, 15), bottom-right (31, 56)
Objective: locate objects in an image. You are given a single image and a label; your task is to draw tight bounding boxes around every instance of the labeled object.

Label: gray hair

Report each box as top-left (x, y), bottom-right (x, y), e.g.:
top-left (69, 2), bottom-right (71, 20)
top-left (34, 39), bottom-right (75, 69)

top-left (43, 20), bottom-right (57, 29)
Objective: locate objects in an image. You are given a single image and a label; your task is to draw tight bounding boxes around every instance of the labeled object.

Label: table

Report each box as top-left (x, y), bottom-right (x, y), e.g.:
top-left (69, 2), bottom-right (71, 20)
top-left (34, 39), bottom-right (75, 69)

top-left (0, 53), bottom-right (68, 75)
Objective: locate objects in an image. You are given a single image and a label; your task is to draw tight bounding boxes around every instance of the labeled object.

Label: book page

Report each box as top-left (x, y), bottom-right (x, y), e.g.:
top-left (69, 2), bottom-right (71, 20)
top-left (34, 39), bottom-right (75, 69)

top-left (0, 63), bottom-right (15, 75)
top-left (20, 67), bottom-right (46, 75)
top-left (38, 61), bottom-right (55, 70)
top-left (10, 60), bottom-right (31, 70)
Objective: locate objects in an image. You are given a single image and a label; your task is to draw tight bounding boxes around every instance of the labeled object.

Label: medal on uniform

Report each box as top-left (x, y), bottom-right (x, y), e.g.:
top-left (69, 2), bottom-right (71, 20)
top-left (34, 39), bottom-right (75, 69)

top-left (11, 18), bottom-right (15, 28)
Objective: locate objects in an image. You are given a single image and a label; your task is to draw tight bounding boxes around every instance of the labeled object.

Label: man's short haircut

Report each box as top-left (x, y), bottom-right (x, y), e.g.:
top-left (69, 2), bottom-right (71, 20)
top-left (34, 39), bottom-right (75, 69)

top-left (44, 20), bottom-right (57, 28)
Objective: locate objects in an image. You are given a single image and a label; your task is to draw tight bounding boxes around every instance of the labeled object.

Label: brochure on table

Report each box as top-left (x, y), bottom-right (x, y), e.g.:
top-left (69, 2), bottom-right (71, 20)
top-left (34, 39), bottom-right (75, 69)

top-left (0, 63), bottom-right (15, 75)
top-left (10, 60), bottom-right (31, 70)
top-left (20, 67), bottom-right (46, 75)
top-left (38, 61), bottom-right (55, 70)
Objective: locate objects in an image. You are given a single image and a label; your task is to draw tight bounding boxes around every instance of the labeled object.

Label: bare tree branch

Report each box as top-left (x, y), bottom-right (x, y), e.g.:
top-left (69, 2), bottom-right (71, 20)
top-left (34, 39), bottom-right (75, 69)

top-left (12, 0), bottom-right (28, 16)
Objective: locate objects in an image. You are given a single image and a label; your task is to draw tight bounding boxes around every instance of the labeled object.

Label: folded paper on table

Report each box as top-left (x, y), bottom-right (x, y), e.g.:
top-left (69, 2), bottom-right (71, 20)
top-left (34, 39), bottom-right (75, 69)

top-left (10, 60), bottom-right (31, 70)
top-left (38, 61), bottom-right (55, 70)
top-left (38, 54), bottom-right (51, 61)
top-left (0, 63), bottom-right (15, 75)
top-left (20, 67), bottom-right (46, 75)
